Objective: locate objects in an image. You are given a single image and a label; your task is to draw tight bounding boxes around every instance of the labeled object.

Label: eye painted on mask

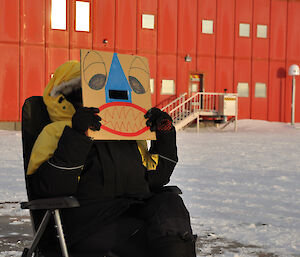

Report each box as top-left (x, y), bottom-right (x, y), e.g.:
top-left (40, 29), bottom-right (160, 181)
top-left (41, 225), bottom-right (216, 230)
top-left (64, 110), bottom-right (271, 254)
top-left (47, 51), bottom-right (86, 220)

top-left (89, 74), bottom-right (106, 90)
top-left (128, 76), bottom-right (146, 94)
top-left (83, 51), bottom-right (107, 91)
top-left (128, 57), bottom-right (150, 95)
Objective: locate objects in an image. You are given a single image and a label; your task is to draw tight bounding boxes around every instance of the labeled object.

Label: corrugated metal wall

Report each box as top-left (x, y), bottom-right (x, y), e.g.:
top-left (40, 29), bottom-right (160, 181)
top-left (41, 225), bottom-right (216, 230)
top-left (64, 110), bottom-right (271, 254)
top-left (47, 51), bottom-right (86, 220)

top-left (0, 0), bottom-right (299, 122)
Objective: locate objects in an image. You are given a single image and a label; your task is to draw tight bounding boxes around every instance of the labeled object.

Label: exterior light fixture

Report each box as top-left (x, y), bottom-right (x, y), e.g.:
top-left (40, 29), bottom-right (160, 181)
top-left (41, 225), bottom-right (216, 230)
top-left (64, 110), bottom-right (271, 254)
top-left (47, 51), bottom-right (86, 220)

top-left (288, 64), bottom-right (300, 126)
top-left (103, 39), bottom-right (108, 44)
top-left (185, 55), bottom-right (192, 62)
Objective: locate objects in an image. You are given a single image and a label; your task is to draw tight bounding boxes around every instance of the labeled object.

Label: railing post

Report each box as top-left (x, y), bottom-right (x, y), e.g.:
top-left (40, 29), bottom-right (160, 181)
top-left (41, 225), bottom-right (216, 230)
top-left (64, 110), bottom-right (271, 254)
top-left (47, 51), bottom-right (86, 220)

top-left (235, 94), bottom-right (238, 132)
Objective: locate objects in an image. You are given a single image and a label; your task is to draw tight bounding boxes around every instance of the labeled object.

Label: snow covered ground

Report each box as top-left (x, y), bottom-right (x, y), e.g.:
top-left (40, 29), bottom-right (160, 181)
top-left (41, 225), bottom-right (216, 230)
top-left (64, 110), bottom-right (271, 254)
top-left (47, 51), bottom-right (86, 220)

top-left (0, 120), bottom-right (300, 256)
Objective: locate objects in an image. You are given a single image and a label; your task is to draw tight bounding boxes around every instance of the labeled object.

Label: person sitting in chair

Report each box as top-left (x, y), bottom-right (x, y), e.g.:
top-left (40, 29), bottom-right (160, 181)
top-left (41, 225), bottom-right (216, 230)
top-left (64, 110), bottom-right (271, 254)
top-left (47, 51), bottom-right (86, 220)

top-left (27, 60), bottom-right (196, 257)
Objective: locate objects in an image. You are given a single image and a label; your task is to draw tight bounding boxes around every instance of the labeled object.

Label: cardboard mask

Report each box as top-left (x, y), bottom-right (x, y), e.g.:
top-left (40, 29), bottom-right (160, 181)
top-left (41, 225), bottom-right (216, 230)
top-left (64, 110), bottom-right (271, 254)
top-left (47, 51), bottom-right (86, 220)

top-left (80, 49), bottom-right (156, 140)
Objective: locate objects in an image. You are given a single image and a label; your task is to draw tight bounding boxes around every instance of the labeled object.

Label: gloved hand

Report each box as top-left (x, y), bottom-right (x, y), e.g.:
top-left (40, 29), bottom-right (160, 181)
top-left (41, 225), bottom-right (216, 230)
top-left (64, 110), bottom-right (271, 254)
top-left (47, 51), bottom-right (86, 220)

top-left (144, 107), bottom-right (174, 132)
top-left (72, 107), bottom-right (101, 134)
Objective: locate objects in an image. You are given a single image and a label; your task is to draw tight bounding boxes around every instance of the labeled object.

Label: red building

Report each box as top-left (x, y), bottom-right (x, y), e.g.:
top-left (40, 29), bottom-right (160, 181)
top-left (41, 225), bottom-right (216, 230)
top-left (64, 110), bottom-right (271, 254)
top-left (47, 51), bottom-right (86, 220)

top-left (0, 0), bottom-right (299, 125)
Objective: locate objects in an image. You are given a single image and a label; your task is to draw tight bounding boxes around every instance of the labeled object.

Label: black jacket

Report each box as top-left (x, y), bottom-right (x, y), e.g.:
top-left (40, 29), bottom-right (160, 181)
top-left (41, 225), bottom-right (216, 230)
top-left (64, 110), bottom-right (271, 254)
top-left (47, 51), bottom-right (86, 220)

top-left (28, 126), bottom-right (178, 245)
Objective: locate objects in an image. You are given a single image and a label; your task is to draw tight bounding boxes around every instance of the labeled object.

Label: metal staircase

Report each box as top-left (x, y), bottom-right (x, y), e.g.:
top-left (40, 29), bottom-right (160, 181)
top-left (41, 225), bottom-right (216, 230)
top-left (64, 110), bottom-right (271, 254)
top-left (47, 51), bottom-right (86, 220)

top-left (162, 92), bottom-right (238, 131)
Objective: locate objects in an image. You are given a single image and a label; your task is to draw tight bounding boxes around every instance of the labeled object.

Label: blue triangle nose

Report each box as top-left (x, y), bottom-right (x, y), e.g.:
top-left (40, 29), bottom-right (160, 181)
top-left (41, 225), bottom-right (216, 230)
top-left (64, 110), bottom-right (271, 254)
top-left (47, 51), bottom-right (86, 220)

top-left (105, 53), bottom-right (132, 103)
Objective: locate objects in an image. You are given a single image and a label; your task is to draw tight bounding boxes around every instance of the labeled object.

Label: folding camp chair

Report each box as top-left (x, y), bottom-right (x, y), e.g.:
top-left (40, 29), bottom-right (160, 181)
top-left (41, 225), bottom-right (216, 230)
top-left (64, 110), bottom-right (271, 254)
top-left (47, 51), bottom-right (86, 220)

top-left (21, 96), bottom-right (123, 257)
top-left (20, 96), bottom-right (81, 257)
top-left (20, 96), bottom-right (182, 257)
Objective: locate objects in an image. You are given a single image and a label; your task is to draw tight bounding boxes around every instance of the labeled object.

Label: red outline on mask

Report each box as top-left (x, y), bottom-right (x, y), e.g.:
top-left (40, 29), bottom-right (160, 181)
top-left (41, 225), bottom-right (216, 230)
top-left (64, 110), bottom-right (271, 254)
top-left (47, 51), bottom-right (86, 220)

top-left (99, 102), bottom-right (150, 137)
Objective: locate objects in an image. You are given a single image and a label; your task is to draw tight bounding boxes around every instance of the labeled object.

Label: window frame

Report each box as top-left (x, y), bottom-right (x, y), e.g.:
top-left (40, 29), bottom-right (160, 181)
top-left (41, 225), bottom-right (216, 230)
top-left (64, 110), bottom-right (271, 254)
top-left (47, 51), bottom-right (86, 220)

top-left (256, 24), bottom-right (268, 39)
top-left (74, 0), bottom-right (91, 33)
top-left (161, 79), bottom-right (176, 95)
top-left (150, 78), bottom-right (155, 94)
top-left (202, 20), bottom-right (214, 34)
top-left (142, 14), bottom-right (156, 30)
top-left (239, 23), bottom-right (250, 38)
top-left (255, 82), bottom-right (267, 98)
top-left (237, 82), bottom-right (249, 97)
top-left (51, 0), bottom-right (67, 31)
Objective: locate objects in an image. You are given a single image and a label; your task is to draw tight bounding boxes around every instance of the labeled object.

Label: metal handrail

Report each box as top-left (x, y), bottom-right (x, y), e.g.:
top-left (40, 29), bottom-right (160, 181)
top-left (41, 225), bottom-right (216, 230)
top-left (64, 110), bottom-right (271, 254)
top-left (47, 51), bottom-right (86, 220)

top-left (169, 93), bottom-right (200, 114)
top-left (161, 93), bottom-right (187, 111)
top-left (169, 92), bottom-right (225, 127)
top-left (161, 91), bottom-right (238, 132)
top-left (169, 92), bottom-right (232, 114)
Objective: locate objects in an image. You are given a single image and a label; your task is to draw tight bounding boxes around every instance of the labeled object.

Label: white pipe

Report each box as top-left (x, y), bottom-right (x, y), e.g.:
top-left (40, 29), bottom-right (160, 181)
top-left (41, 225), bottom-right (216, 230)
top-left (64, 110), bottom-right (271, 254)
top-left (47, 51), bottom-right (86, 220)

top-left (291, 76), bottom-right (296, 126)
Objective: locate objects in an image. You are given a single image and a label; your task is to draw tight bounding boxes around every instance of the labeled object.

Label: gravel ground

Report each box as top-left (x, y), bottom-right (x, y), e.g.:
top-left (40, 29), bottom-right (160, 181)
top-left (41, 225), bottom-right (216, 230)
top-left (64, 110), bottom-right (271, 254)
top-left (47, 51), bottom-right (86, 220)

top-left (0, 213), bottom-right (282, 257)
top-left (0, 215), bottom-right (32, 254)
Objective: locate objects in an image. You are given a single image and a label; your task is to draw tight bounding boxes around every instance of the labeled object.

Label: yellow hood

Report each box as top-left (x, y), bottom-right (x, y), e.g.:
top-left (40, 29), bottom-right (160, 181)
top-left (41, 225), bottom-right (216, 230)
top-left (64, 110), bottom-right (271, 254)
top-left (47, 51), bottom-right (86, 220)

top-left (43, 60), bottom-right (80, 122)
top-left (27, 60), bottom-right (80, 175)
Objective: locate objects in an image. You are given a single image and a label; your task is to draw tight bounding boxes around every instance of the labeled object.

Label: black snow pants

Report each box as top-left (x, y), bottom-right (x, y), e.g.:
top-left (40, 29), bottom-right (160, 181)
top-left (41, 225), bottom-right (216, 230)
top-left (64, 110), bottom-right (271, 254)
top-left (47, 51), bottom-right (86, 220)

top-left (70, 192), bottom-right (196, 257)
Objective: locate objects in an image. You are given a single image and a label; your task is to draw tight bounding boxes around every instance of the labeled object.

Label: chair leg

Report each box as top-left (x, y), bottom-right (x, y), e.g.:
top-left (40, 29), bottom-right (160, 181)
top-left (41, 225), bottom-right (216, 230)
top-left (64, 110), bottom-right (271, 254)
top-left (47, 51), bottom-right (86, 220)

top-left (53, 209), bottom-right (70, 257)
top-left (25, 210), bottom-right (52, 257)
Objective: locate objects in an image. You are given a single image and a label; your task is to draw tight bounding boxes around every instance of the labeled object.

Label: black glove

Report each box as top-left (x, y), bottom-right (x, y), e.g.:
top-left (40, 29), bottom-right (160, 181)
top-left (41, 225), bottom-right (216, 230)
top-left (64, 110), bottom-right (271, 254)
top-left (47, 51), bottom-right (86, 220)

top-left (72, 107), bottom-right (101, 134)
top-left (144, 107), bottom-right (174, 132)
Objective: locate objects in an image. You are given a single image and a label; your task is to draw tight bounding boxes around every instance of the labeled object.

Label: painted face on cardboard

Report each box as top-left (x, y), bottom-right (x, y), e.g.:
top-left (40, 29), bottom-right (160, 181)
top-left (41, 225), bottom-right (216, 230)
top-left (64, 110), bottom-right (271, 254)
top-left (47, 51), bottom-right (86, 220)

top-left (81, 50), bottom-right (155, 140)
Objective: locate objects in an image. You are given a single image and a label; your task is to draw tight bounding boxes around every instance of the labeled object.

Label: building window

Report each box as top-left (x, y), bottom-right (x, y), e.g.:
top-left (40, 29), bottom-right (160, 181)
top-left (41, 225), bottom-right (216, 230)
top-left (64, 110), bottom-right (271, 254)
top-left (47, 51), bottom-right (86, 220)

top-left (257, 25), bottom-right (267, 38)
top-left (142, 14), bottom-right (155, 29)
top-left (75, 1), bottom-right (90, 32)
top-left (239, 23), bottom-right (250, 37)
top-left (202, 20), bottom-right (214, 34)
top-left (150, 78), bottom-right (155, 94)
top-left (161, 80), bottom-right (175, 95)
top-left (237, 82), bottom-right (249, 97)
top-left (51, 0), bottom-right (67, 30)
top-left (255, 83), bottom-right (267, 98)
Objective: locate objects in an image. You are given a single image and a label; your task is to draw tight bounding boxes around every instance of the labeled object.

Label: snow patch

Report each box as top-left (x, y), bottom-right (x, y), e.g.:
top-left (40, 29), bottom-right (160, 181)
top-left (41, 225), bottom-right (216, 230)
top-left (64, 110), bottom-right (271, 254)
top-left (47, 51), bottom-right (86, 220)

top-left (1, 120), bottom-right (300, 256)
top-left (0, 251), bottom-right (21, 257)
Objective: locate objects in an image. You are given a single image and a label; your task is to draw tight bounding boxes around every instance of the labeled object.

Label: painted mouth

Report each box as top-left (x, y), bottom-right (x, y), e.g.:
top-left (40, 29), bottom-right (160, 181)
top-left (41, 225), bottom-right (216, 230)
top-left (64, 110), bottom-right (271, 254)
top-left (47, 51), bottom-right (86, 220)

top-left (99, 102), bottom-right (150, 137)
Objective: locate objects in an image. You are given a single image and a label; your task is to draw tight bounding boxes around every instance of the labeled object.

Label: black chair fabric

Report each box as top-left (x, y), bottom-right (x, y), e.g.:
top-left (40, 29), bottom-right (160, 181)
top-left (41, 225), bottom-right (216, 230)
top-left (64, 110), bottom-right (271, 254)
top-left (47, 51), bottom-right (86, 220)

top-left (21, 96), bottom-right (61, 254)
top-left (22, 96), bottom-right (50, 181)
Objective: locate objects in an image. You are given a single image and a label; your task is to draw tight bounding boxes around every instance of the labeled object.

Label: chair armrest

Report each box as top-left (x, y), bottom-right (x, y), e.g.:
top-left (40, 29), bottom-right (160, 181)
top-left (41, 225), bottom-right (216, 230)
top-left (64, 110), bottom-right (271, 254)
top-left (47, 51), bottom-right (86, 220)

top-left (153, 185), bottom-right (182, 194)
top-left (20, 196), bottom-right (80, 210)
